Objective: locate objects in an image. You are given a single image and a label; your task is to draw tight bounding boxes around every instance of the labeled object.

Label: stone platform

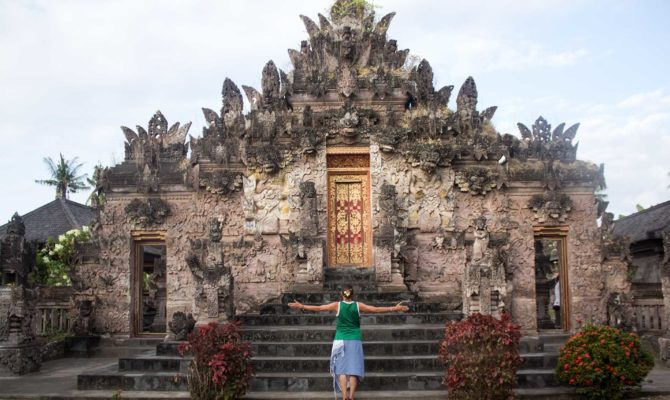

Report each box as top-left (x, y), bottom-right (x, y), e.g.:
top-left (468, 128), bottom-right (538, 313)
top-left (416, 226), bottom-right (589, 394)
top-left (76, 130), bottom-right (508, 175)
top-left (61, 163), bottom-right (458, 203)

top-left (75, 268), bottom-right (565, 397)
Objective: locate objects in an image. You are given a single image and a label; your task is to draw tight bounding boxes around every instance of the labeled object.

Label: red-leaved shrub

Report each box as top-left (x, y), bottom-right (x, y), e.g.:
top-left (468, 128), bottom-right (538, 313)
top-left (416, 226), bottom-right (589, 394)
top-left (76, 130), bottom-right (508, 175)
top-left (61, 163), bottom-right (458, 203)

top-left (438, 313), bottom-right (522, 400)
top-left (556, 324), bottom-right (653, 400)
top-left (178, 321), bottom-right (254, 400)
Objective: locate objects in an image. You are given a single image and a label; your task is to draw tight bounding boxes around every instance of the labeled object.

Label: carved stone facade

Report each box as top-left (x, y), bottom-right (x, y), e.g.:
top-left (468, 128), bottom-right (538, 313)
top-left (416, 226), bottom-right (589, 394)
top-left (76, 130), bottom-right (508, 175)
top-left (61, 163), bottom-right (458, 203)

top-left (88, 1), bottom-right (622, 336)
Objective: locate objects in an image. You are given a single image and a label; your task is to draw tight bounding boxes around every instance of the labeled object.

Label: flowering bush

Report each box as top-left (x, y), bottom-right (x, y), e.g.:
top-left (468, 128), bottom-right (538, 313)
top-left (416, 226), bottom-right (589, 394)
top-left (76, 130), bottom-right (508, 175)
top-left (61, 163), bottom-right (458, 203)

top-left (33, 226), bottom-right (91, 286)
top-left (556, 324), bottom-right (653, 400)
top-left (438, 313), bottom-right (522, 400)
top-left (178, 322), bottom-right (254, 400)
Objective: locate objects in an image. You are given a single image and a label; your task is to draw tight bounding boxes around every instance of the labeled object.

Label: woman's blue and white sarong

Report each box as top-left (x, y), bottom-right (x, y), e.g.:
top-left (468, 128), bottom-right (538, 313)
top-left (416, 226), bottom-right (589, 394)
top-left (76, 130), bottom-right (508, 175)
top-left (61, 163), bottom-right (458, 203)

top-left (330, 339), bottom-right (365, 396)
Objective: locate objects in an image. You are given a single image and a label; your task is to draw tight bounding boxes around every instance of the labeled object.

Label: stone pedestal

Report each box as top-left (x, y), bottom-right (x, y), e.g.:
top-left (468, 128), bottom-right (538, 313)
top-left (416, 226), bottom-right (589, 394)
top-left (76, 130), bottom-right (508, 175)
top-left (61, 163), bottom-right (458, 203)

top-left (64, 335), bottom-right (101, 357)
top-left (0, 343), bottom-right (41, 376)
top-left (660, 337), bottom-right (670, 367)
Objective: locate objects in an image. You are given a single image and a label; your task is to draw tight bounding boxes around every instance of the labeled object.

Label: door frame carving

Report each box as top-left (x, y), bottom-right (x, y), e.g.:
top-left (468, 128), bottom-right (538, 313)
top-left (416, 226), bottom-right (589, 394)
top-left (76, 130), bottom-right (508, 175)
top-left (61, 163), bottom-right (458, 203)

top-left (326, 151), bottom-right (372, 268)
top-left (130, 230), bottom-right (166, 337)
top-left (533, 226), bottom-right (570, 331)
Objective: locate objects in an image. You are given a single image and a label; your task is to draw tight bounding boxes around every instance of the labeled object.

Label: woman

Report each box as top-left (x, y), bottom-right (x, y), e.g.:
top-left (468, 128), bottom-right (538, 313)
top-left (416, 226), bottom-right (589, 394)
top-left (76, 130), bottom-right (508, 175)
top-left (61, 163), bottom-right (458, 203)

top-left (288, 284), bottom-right (410, 400)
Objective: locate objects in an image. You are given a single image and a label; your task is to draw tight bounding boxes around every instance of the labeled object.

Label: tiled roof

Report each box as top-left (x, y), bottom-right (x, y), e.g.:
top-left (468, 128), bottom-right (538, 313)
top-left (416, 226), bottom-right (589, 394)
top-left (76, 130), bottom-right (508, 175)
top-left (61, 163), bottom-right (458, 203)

top-left (0, 198), bottom-right (95, 243)
top-left (613, 200), bottom-right (670, 242)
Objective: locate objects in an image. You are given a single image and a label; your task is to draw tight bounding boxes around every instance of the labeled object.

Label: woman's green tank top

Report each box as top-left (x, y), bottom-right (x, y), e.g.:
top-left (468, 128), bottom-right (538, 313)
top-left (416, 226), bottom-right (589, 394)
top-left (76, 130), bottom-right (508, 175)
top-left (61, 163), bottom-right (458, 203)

top-left (334, 301), bottom-right (362, 340)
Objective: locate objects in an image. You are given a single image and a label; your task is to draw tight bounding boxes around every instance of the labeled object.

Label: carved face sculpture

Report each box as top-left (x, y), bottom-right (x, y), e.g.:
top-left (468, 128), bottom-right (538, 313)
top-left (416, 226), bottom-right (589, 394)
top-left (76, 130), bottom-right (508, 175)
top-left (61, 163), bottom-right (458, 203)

top-left (208, 219), bottom-right (223, 242)
top-left (475, 216), bottom-right (487, 231)
top-left (419, 148), bottom-right (440, 173)
top-left (300, 130), bottom-right (321, 154)
top-left (247, 144), bottom-right (281, 174)
top-left (300, 181), bottom-right (317, 199)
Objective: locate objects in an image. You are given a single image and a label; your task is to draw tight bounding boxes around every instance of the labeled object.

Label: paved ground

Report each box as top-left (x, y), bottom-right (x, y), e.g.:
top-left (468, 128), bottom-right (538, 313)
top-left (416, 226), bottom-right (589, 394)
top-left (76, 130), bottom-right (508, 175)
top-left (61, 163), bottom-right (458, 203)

top-left (0, 356), bottom-right (668, 399)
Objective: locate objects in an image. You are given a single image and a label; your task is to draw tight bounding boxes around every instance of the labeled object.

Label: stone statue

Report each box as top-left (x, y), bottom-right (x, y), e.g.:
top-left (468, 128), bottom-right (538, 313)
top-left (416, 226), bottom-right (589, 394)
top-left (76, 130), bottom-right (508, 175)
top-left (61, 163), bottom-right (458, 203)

top-left (464, 217), bottom-right (507, 316)
top-left (472, 216), bottom-right (489, 262)
top-left (168, 312), bottom-right (196, 341)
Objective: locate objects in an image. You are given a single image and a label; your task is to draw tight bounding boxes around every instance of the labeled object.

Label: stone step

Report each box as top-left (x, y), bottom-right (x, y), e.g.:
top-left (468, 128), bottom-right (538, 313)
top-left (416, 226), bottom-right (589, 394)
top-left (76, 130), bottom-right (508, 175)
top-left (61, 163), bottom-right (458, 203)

top-left (158, 340), bottom-right (441, 357)
top-left (244, 391), bottom-right (450, 399)
top-left (77, 365), bottom-right (188, 391)
top-left (243, 388), bottom-right (577, 400)
top-left (259, 302), bottom-right (454, 315)
top-left (323, 268), bottom-right (376, 282)
top-left (124, 345), bottom-right (557, 372)
top-left (241, 324), bottom-right (445, 342)
top-left (237, 312), bottom-right (461, 326)
top-left (322, 281), bottom-right (379, 291)
top-left (119, 355), bottom-right (189, 373)
top-left (79, 366), bottom-right (558, 393)
top-left (280, 291), bottom-right (417, 304)
top-left (252, 354), bottom-right (555, 373)
top-left (521, 352), bottom-right (559, 369)
top-left (0, 388), bottom-right (577, 399)
top-left (254, 355), bottom-right (439, 373)
top-left (250, 369), bottom-right (560, 392)
top-left (250, 371), bottom-right (443, 392)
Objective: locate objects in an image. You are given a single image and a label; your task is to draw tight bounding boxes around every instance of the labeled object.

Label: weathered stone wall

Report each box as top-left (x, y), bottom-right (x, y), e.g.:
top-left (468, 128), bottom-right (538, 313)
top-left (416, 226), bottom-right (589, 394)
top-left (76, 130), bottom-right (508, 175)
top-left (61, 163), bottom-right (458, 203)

top-left (88, 1), bottom-right (619, 337)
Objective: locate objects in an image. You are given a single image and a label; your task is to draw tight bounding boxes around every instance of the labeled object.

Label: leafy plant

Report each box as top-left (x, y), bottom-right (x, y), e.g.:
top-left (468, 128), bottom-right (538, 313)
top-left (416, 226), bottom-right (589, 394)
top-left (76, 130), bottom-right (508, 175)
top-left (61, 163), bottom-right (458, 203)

top-left (178, 322), bottom-right (254, 400)
top-left (34, 153), bottom-right (90, 199)
top-left (86, 164), bottom-right (106, 207)
top-left (33, 226), bottom-right (91, 286)
top-left (438, 313), bottom-right (522, 400)
top-left (330, 0), bottom-right (378, 20)
top-left (556, 324), bottom-right (653, 400)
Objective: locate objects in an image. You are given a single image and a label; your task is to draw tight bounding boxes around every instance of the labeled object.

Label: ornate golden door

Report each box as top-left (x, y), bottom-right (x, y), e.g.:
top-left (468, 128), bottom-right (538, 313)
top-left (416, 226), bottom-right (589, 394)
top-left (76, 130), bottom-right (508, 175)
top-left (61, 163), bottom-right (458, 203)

top-left (327, 152), bottom-right (372, 267)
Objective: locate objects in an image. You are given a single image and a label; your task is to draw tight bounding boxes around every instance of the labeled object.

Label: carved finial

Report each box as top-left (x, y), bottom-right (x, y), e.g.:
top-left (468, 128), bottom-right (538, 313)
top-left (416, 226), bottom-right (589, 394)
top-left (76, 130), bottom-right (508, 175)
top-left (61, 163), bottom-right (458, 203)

top-left (414, 59), bottom-right (434, 102)
top-left (222, 78), bottom-right (243, 115)
top-left (517, 123), bottom-right (532, 140)
top-left (563, 123), bottom-right (580, 143)
top-left (261, 60), bottom-right (281, 102)
top-left (318, 13), bottom-right (332, 31)
top-left (148, 111), bottom-right (168, 138)
top-left (480, 106), bottom-right (498, 122)
top-left (532, 117), bottom-right (551, 142)
top-left (6, 212), bottom-right (25, 235)
top-left (436, 85), bottom-right (454, 106)
top-left (300, 15), bottom-right (321, 39)
top-left (374, 12), bottom-right (396, 37)
top-left (457, 77), bottom-right (478, 113)
top-left (242, 85), bottom-right (263, 112)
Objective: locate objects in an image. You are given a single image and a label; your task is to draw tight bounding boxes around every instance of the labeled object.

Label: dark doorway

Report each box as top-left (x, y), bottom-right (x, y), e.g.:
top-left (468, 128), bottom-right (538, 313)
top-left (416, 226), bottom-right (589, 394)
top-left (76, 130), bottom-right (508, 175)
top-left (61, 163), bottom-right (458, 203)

top-left (133, 242), bottom-right (167, 335)
top-left (534, 234), bottom-right (569, 331)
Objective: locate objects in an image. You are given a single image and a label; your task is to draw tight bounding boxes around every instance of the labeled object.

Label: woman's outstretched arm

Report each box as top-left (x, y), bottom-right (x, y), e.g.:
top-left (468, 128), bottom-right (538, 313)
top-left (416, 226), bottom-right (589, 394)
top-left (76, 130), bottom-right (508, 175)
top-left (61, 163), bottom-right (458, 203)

top-left (359, 302), bottom-right (409, 314)
top-left (288, 300), bottom-right (338, 312)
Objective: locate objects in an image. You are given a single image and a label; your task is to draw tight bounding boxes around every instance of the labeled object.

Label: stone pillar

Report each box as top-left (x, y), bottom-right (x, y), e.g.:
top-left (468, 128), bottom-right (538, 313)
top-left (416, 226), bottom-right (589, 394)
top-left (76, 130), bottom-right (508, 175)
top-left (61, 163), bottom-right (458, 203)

top-left (463, 217), bottom-right (507, 317)
top-left (0, 287), bottom-right (41, 375)
top-left (185, 218), bottom-right (233, 324)
top-left (376, 184), bottom-right (405, 292)
top-left (290, 181), bottom-right (323, 291)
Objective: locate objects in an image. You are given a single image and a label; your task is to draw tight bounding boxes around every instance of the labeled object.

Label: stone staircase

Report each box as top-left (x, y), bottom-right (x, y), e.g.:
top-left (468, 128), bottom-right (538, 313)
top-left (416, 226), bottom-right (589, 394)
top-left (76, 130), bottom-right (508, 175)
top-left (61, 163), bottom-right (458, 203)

top-left (78, 268), bottom-right (568, 398)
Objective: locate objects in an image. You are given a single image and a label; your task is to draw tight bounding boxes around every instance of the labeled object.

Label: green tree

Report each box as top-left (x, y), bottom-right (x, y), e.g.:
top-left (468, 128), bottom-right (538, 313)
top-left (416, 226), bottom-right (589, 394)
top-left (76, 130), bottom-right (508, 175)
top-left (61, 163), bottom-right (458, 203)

top-left (86, 164), bottom-right (105, 207)
top-left (35, 153), bottom-right (90, 199)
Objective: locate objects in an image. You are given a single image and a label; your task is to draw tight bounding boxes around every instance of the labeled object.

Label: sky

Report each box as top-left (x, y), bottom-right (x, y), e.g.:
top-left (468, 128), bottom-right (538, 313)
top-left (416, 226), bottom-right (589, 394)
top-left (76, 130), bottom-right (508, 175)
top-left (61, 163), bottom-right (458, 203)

top-left (1, 0), bottom-right (668, 220)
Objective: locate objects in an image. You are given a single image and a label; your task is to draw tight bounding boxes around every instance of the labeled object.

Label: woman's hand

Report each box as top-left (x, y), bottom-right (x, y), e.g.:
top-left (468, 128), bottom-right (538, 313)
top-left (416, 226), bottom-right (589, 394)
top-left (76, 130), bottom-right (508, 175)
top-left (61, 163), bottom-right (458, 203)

top-left (394, 301), bottom-right (409, 312)
top-left (288, 300), bottom-right (303, 310)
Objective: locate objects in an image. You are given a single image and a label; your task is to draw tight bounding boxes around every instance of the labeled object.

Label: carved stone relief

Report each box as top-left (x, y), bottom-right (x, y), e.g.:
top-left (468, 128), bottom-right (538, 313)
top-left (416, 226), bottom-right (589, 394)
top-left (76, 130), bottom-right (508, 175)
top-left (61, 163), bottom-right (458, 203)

top-left (124, 198), bottom-right (171, 226)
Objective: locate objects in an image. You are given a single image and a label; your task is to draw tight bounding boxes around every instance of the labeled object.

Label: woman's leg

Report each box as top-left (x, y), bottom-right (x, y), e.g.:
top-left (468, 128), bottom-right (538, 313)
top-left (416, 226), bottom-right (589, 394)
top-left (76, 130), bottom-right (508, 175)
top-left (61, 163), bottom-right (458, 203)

top-left (348, 375), bottom-right (358, 399)
top-left (338, 374), bottom-right (348, 400)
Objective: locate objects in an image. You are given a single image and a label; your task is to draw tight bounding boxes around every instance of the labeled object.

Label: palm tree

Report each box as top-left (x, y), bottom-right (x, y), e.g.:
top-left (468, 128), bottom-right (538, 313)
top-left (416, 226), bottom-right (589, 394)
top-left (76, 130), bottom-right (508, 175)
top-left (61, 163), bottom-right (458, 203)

top-left (35, 153), bottom-right (90, 199)
top-left (86, 164), bottom-right (105, 206)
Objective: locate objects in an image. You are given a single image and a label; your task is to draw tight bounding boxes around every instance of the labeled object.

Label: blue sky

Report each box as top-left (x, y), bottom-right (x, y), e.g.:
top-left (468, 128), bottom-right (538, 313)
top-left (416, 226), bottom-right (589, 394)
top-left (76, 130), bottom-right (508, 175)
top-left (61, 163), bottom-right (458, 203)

top-left (0, 0), bottom-right (668, 219)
